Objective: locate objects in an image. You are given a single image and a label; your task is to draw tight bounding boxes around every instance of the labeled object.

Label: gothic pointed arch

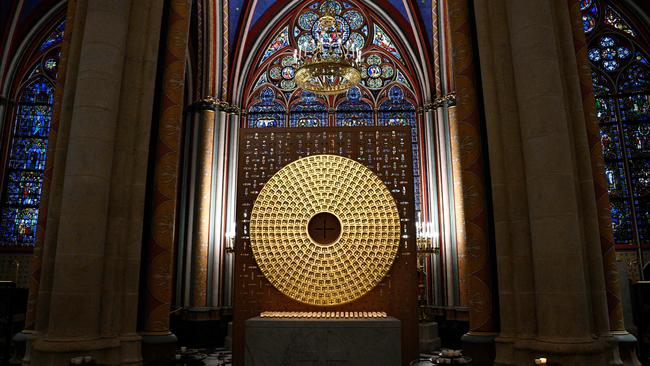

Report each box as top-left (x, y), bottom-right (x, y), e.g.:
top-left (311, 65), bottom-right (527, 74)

top-left (238, 0), bottom-right (427, 215)
top-left (231, 0), bottom-right (432, 105)
top-left (0, 19), bottom-right (64, 248)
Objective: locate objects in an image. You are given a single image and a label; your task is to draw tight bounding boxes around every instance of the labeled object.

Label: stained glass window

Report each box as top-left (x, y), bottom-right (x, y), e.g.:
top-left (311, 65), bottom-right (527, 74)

top-left (39, 21), bottom-right (64, 51)
top-left (581, 1), bottom-right (650, 247)
top-left (248, 88), bottom-right (287, 128)
top-left (246, 0), bottom-right (422, 210)
top-left (250, 0), bottom-right (410, 99)
top-left (1, 22), bottom-right (63, 247)
top-left (260, 27), bottom-right (290, 65)
top-left (373, 24), bottom-right (401, 60)
top-left (290, 91), bottom-right (328, 127)
top-left (336, 87), bottom-right (373, 126)
top-left (361, 53), bottom-right (396, 90)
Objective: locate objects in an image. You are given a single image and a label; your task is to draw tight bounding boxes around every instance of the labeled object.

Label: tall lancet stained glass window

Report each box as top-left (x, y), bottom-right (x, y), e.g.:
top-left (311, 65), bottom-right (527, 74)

top-left (580, 1), bottom-right (650, 247)
top-left (0, 22), bottom-right (63, 247)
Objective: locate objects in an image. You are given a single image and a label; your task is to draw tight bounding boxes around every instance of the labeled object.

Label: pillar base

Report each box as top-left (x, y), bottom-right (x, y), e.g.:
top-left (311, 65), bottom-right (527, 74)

top-left (494, 335), bottom-right (616, 366)
top-left (461, 332), bottom-right (497, 366)
top-left (9, 330), bottom-right (30, 365)
top-left (613, 331), bottom-right (641, 366)
top-left (142, 333), bottom-right (177, 365)
top-left (27, 334), bottom-right (139, 365)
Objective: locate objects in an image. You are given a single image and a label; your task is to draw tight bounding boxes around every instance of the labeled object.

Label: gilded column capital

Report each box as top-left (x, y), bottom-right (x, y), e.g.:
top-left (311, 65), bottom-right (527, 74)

top-left (190, 96), bottom-right (241, 115)
top-left (423, 92), bottom-right (457, 111)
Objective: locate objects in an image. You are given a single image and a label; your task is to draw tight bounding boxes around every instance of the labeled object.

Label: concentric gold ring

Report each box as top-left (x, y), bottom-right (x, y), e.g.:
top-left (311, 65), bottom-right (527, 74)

top-left (250, 154), bottom-right (400, 306)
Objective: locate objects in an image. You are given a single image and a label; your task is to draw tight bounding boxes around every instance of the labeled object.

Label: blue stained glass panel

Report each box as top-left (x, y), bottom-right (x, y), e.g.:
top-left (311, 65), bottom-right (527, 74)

top-left (618, 64), bottom-right (650, 93)
top-left (336, 88), bottom-right (373, 126)
top-left (320, 0), bottom-right (343, 15)
top-left (2, 26), bottom-right (59, 247)
top-left (583, 13), bottom-right (597, 34)
top-left (248, 88), bottom-right (286, 128)
top-left (596, 97), bottom-right (617, 123)
top-left (618, 95), bottom-right (650, 122)
top-left (343, 11), bottom-right (364, 30)
top-left (39, 21), bottom-right (64, 51)
top-left (623, 124), bottom-right (650, 159)
top-left (299, 12), bottom-right (319, 30)
top-left (605, 161), bottom-right (628, 196)
top-left (260, 27), bottom-right (290, 64)
top-left (600, 125), bottom-right (622, 160)
top-left (610, 198), bottom-right (634, 244)
top-left (20, 79), bottom-right (54, 104)
top-left (290, 91), bottom-right (327, 127)
top-left (15, 105), bottom-right (52, 138)
top-left (8, 138), bottom-right (48, 171)
top-left (6, 171), bottom-right (43, 206)
top-left (0, 207), bottom-right (39, 245)
top-left (592, 72), bottom-right (612, 95)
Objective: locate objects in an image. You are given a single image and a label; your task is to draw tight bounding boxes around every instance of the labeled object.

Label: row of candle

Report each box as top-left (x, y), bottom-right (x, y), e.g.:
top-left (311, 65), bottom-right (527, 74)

top-left (260, 311), bottom-right (387, 319)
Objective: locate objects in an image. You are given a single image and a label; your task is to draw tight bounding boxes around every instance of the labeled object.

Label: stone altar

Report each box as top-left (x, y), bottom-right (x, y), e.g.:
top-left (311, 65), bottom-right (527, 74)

top-left (244, 317), bottom-right (401, 366)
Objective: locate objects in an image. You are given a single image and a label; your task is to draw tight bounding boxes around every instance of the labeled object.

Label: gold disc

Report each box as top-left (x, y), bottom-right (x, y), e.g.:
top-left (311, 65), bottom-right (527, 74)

top-left (250, 154), bottom-right (401, 306)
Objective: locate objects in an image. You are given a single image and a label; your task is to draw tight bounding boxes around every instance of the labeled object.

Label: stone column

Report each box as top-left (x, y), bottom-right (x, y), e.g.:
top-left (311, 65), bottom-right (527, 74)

top-left (448, 1), bottom-right (498, 361)
top-left (422, 107), bottom-right (442, 306)
top-left (25, 0), bottom-right (164, 364)
top-left (222, 112), bottom-right (239, 309)
top-left (189, 104), bottom-right (217, 311)
top-left (474, 0), bottom-right (623, 364)
top-left (140, 0), bottom-right (191, 359)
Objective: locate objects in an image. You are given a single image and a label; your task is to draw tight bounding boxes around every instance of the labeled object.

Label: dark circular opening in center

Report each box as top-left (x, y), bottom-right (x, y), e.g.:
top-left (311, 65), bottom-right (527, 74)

top-left (307, 212), bottom-right (342, 246)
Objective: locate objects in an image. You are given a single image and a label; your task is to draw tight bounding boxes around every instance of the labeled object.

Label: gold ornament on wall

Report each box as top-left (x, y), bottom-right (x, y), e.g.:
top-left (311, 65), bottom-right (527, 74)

top-left (250, 154), bottom-right (400, 306)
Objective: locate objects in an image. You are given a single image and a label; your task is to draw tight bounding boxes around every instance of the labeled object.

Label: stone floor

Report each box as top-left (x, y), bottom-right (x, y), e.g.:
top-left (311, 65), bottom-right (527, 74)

top-left (174, 349), bottom-right (232, 366)
top-left (174, 349), bottom-right (441, 365)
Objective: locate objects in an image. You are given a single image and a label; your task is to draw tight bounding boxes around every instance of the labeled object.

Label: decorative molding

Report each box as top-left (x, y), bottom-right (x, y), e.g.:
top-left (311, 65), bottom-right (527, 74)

top-left (423, 92), bottom-right (456, 111)
top-left (189, 96), bottom-right (241, 114)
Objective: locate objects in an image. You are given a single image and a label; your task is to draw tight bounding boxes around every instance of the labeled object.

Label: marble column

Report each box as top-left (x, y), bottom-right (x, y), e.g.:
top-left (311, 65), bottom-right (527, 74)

top-left (474, 0), bottom-right (624, 364)
top-left (448, 0), bottom-right (498, 350)
top-left (24, 0), bottom-right (164, 364)
top-left (140, 0), bottom-right (191, 357)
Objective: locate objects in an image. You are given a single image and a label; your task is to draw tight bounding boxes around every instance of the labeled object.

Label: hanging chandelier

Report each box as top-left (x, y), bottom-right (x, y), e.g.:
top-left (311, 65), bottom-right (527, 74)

top-left (293, 4), bottom-right (362, 96)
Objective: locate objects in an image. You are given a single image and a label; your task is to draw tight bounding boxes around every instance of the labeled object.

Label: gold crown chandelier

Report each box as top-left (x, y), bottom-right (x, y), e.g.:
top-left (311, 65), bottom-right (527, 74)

top-left (293, 4), bottom-right (362, 96)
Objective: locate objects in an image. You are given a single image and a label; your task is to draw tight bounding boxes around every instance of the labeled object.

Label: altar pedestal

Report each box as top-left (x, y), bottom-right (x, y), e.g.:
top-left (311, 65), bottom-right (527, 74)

top-left (245, 317), bottom-right (401, 366)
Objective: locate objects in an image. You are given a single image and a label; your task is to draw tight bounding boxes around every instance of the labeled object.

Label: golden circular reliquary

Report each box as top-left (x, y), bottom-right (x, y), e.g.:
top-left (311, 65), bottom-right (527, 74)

top-left (250, 154), bottom-right (400, 306)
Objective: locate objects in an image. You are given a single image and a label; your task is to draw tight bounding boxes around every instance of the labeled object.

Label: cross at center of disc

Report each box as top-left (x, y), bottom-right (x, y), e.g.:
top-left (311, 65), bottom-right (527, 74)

top-left (307, 212), bottom-right (342, 246)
